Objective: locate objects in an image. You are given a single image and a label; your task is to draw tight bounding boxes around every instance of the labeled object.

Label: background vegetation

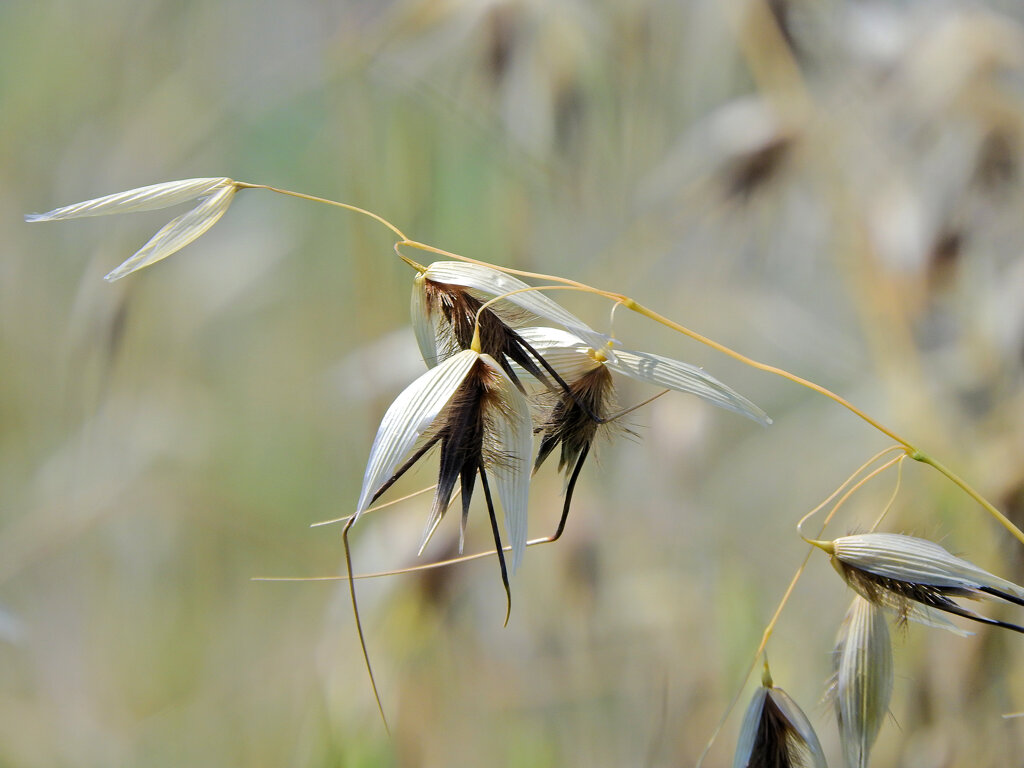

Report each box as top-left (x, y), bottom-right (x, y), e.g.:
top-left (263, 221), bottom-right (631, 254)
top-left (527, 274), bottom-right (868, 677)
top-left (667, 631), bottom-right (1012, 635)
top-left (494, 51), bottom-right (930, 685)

top-left (4, 0), bottom-right (1024, 765)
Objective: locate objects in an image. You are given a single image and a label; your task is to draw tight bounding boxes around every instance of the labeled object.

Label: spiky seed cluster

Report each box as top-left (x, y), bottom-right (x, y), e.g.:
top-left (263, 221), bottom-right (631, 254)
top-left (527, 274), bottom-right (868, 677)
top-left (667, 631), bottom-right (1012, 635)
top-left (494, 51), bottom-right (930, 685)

top-left (417, 276), bottom-right (551, 391)
top-left (355, 347), bottom-right (531, 576)
top-left (26, 180), bottom-right (771, 607)
top-left (535, 363), bottom-right (614, 474)
top-left (422, 357), bottom-right (517, 551)
top-left (829, 596), bottom-right (893, 768)
top-left (825, 532), bottom-right (1024, 634)
top-left (394, 262), bottom-right (770, 565)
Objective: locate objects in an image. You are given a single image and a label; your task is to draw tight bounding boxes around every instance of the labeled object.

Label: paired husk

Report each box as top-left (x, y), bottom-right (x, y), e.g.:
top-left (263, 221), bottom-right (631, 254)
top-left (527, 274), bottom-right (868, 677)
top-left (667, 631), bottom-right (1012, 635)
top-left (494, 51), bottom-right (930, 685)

top-left (26, 177), bottom-right (237, 281)
top-left (517, 326), bottom-right (771, 426)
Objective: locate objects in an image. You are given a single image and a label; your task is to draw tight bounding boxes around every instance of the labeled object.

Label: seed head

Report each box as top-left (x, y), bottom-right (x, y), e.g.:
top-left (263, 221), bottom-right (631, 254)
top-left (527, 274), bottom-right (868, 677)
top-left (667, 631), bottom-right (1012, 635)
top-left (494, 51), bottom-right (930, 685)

top-left (829, 596), bottom-right (893, 768)
top-left (517, 326), bottom-right (771, 426)
top-left (26, 178), bottom-right (237, 281)
top-left (734, 672), bottom-right (827, 768)
top-left (534, 363), bottom-right (615, 474)
top-left (823, 532), bottom-right (1024, 635)
top-left (355, 348), bottom-right (533, 571)
top-left (411, 261), bottom-right (611, 371)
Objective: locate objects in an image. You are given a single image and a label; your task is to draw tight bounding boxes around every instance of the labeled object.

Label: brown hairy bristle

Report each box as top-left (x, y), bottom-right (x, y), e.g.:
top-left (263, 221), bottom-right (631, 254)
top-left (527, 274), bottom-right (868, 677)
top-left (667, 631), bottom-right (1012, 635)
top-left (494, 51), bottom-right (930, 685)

top-left (535, 365), bottom-right (614, 473)
top-left (423, 280), bottom-right (509, 357)
top-left (418, 359), bottom-right (518, 538)
top-left (423, 279), bottom-right (549, 391)
top-left (836, 560), bottom-right (973, 624)
top-left (750, 694), bottom-right (806, 768)
top-left (726, 137), bottom-right (791, 200)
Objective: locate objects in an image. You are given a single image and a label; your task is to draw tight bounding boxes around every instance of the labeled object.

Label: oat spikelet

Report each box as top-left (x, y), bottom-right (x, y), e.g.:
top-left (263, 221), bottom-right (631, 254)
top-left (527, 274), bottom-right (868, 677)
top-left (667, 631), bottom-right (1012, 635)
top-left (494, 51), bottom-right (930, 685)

top-left (27, 178), bottom-right (237, 281)
top-left (734, 672), bottom-right (827, 768)
top-left (830, 596), bottom-right (893, 768)
top-left (825, 533), bottom-right (1024, 635)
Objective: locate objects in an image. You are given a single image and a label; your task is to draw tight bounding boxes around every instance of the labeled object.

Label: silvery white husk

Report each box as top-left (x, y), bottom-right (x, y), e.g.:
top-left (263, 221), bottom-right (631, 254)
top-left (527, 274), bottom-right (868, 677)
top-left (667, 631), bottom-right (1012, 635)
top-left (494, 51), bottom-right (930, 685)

top-left (824, 532), bottom-right (1024, 635)
top-left (27, 178), bottom-right (237, 281)
top-left (354, 347), bottom-right (533, 570)
top-left (830, 596), bottom-right (893, 768)
top-left (734, 675), bottom-right (828, 768)
top-left (516, 326), bottom-right (770, 426)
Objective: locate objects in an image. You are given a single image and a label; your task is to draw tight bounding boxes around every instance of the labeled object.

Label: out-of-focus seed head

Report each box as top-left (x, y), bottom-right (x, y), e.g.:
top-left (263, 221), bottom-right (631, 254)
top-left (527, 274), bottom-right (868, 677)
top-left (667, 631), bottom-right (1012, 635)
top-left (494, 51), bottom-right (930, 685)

top-left (734, 670), bottom-right (827, 768)
top-left (829, 596), bottom-right (893, 768)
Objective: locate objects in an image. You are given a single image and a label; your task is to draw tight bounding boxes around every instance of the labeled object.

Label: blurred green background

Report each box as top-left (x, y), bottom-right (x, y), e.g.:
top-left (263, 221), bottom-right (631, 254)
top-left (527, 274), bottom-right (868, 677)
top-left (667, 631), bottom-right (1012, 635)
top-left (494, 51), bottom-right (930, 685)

top-left (5, 0), bottom-right (1024, 765)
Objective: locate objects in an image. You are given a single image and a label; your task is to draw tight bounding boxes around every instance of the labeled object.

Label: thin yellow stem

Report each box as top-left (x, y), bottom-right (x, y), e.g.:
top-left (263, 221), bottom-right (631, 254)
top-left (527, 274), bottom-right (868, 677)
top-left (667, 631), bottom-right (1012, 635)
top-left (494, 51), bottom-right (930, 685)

top-left (696, 550), bottom-right (816, 767)
top-left (798, 451), bottom-right (907, 544)
top-left (608, 300), bottom-right (626, 338)
top-left (912, 451), bottom-right (1024, 547)
top-left (871, 455), bottom-right (907, 532)
top-left (236, 182), bottom-right (408, 241)
top-left (252, 533), bottom-right (556, 582)
top-left (310, 484), bottom-right (439, 527)
top-left (399, 240), bottom-right (624, 296)
top-left (474, 284), bottom-right (611, 326)
top-left (623, 300), bottom-right (914, 448)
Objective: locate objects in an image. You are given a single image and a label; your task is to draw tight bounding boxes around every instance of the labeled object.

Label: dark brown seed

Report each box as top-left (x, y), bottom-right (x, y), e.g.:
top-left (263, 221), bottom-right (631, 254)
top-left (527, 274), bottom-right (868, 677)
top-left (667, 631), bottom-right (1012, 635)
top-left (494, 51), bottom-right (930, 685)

top-left (836, 560), bottom-right (1024, 635)
top-left (535, 364), bottom-right (614, 473)
top-left (749, 693), bottom-right (802, 768)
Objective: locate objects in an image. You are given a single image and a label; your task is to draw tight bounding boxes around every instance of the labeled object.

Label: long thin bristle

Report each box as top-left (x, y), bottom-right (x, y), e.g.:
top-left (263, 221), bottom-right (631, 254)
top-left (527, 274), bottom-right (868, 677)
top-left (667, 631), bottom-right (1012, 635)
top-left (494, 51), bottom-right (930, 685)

top-left (478, 465), bottom-right (511, 626)
top-left (978, 585), bottom-right (1024, 609)
top-left (535, 365), bottom-right (613, 473)
top-left (341, 517), bottom-right (390, 734)
top-left (838, 561), bottom-right (1024, 633)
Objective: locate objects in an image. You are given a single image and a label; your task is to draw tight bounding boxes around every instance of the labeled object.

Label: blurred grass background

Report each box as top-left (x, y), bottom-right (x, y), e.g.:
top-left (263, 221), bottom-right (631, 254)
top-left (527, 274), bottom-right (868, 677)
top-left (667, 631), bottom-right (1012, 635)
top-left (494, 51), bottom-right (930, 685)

top-left (5, 0), bottom-right (1024, 765)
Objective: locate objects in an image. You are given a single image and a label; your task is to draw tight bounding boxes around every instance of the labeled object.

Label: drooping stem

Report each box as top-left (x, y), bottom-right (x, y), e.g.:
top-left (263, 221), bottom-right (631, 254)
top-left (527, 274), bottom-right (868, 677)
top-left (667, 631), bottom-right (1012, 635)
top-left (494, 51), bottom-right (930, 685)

top-left (341, 515), bottom-right (390, 734)
top-left (236, 182), bottom-right (409, 241)
top-left (911, 450), bottom-right (1024, 546)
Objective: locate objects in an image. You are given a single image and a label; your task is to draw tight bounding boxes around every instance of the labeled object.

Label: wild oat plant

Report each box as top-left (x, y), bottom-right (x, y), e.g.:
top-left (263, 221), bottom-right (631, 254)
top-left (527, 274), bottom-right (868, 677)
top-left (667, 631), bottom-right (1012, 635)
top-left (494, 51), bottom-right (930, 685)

top-left (26, 164), bottom-right (1024, 766)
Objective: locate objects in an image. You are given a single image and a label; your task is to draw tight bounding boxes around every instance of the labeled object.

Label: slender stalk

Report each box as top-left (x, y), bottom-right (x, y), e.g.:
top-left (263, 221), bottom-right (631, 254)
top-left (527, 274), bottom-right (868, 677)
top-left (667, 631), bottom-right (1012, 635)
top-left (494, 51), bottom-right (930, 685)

top-left (253, 533), bottom-right (562, 583)
top-left (871, 454), bottom-right (907, 532)
top-left (400, 240), bottom-right (618, 294)
top-left (474, 284), bottom-right (615, 323)
top-left (236, 182), bottom-right (409, 241)
top-left (311, 485), bottom-right (440, 527)
top-left (622, 300), bottom-right (914, 448)
top-left (912, 451), bottom-right (1024, 546)
top-left (797, 448), bottom-right (908, 540)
